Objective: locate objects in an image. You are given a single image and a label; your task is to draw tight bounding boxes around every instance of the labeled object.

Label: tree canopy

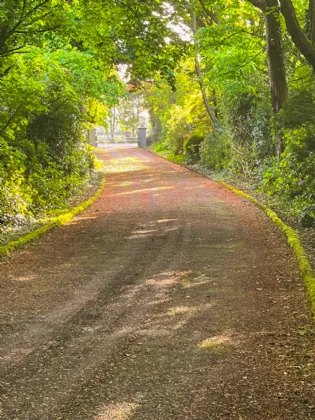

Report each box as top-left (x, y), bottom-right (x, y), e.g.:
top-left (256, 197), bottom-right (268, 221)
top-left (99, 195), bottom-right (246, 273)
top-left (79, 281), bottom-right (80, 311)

top-left (1, 0), bottom-right (315, 227)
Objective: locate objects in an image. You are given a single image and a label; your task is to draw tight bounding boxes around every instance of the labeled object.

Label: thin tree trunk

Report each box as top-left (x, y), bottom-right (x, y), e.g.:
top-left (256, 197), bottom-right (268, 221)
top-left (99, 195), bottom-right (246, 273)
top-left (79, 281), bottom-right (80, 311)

top-left (247, 0), bottom-right (288, 156)
top-left (191, 9), bottom-right (221, 128)
top-left (213, 89), bottom-right (218, 118)
top-left (109, 109), bottom-right (116, 143)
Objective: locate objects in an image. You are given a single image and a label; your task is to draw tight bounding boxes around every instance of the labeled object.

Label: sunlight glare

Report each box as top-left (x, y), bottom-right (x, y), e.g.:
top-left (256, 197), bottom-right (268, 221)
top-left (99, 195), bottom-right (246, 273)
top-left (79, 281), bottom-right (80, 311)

top-left (95, 402), bottom-right (140, 420)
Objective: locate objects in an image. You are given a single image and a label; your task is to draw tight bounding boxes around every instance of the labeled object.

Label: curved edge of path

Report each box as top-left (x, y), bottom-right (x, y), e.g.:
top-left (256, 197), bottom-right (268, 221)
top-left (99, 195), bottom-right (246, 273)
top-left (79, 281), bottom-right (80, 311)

top-left (0, 145), bottom-right (314, 420)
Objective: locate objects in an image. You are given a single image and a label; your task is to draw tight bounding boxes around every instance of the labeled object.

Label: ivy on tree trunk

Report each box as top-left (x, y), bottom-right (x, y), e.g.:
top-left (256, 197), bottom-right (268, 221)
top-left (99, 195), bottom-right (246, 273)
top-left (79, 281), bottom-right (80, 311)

top-left (247, 0), bottom-right (288, 157)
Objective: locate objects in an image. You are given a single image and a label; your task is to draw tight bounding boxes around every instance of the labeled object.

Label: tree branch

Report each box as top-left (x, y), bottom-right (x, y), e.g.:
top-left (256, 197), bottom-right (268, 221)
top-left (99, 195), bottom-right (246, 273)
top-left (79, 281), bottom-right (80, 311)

top-left (0, 45), bottom-right (27, 56)
top-left (246, 0), bottom-right (266, 12)
top-left (198, 0), bottom-right (219, 24)
top-left (219, 49), bottom-right (264, 76)
top-left (0, 65), bottom-right (15, 78)
top-left (15, 25), bottom-right (60, 34)
top-left (0, 105), bottom-right (22, 136)
top-left (7, 0), bottom-right (50, 39)
top-left (192, 9), bottom-right (221, 128)
top-left (280, 0), bottom-right (315, 70)
top-left (21, 0), bottom-right (27, 20)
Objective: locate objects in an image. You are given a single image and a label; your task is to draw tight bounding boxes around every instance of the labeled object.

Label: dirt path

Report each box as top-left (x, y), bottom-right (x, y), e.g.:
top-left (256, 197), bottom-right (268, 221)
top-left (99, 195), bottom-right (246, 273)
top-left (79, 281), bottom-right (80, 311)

top-left (0, 145), bottom-right (314, 419)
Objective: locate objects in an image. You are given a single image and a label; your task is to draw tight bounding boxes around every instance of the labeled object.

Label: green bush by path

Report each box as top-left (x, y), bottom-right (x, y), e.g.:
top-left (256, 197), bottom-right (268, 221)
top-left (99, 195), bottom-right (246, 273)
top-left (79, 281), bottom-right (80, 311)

top-left (0, 46), bottom-right (123, 229)
top-left (184, 133), bottom-right (205, 163)
top-left (0, 175), bottom-right (105, 258)
top-left (199, 130), bottom-right (231, 171)
top-left (150, 142), bottom-right (185, 164)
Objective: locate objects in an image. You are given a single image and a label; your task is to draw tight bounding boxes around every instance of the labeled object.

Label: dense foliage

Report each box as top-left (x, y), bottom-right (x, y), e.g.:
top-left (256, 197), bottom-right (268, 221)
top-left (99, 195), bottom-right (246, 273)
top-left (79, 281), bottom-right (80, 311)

top-left (2, 0), bottom-right (315, 228)
top-left (0, 0), bottom-right (184, 227)
top-left (1, 1), bottom-right (118, 226)
top-left (144, 0), bottom-right (315, 225)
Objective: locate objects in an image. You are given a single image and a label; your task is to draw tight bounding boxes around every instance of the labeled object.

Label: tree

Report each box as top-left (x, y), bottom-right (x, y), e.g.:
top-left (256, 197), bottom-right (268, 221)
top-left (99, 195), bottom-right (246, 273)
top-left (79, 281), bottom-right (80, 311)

top-left (118, 93), bottom-right (142, 136)
top-left (246, 0), bottom-right (288, 156)
top-left (0, 0), bottom-right (71, 63)
top-left (279, 0), bottom-right (315, 70)
top-left (191, 6), bottom-right (221, 127)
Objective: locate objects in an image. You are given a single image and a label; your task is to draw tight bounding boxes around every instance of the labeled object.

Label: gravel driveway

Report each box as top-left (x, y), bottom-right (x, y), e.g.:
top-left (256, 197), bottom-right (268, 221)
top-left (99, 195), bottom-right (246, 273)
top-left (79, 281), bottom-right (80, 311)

top-left (0, 145), bottom-right (314, 419)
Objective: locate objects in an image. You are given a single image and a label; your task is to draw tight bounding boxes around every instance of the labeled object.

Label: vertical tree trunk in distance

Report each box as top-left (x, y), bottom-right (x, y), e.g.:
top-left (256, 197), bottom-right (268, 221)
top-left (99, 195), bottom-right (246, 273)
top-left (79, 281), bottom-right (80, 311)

top-left (109, 108), bottom-right (117, 143)
top-left (247, 0), bottom-right (288, 157)
top-left (149, 109), bottom-right (162, 142)
top-left (191, 8), bottom-right (221, 128)
top-left (265, 0), bottom-right (288, 156)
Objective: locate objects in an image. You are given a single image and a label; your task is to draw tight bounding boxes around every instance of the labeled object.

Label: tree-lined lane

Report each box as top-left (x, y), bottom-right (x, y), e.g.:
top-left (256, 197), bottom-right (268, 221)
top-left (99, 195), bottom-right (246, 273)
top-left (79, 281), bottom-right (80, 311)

top-left (0, 145), bottom-right (314, 419)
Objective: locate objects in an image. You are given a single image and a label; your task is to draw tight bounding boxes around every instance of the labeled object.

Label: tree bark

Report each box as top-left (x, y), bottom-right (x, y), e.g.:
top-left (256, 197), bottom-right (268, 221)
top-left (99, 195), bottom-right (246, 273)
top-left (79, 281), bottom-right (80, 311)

top-left (247, 0), bottom-right (288, 156)
top-left (280, 0), bottom-right (315, 70)
top-left (149, 108), bottom-right (162, 141)
top-left (109, 108), bottom-right (117, 143)
top-left (265, 0), bottom-right (288, 113)
top-left (266, 0), bottom-right (288, 155)
top-left (308, 0), bottom-right (315, 42)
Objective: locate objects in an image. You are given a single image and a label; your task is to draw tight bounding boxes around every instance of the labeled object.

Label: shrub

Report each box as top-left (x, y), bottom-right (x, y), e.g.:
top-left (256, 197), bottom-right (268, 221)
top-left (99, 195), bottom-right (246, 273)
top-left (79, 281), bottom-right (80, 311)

top-left (263, 134), bottom-right (315, 221)
top-left (199, 129), bottom-right (231, 171)
top-left (183, 133), bottom-right (205, 162)
top-left (262, 85), bottom-right (315, 223)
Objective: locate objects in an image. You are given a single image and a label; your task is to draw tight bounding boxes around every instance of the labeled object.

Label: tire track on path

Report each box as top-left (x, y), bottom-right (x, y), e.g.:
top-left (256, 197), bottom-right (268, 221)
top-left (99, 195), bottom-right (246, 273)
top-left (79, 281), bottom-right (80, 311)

top-left (0, 145), bottom-right (314, 419)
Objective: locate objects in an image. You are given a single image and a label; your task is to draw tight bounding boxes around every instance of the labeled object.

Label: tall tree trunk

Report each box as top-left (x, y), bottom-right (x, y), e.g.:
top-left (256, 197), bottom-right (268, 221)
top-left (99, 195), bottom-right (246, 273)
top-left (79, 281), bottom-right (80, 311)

top-left (308, 0), bottom-right (315, 42)
top-left (149, 109), bottom-right (162, 141)
top-left (109, 108), bottom-right (116, 143)
top-left (194, 59), bottom-right (221, 127)
top-left (247, 0), bottom-right (288, 156)
top-left (265, 0), bottom-right (288, 156)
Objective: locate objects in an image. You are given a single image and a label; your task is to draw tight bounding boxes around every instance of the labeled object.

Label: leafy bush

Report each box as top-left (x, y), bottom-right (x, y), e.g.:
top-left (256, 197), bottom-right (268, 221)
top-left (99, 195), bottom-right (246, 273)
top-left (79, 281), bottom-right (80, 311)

top-left (263, 133), bottom-right (315, 222)
top-left (183, 133), bottom-right (205, 162)
top-left (151, 141), bottom-right (185, 163)
top-left (0, 47), bottom-right (114, 228)
top-left (262, 85), bottom-right (315, 224)
top-left (199, 129), bottom-right (231, 171)
top-left (224, 91), bottom-right (273, 177)
top-left (0, 138), bottom-right (32, 226)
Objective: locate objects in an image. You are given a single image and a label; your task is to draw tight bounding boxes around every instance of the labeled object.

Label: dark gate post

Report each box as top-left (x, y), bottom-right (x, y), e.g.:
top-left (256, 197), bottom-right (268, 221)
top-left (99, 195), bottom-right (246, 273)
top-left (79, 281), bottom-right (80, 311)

top-left (137, 127), bottom-right (147, 148)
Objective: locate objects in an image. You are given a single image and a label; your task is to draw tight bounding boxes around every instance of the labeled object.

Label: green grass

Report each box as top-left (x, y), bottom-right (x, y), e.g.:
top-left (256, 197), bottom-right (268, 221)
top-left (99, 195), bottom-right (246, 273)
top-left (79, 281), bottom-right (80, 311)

top-left (150, 142), bottom-right (185, 164)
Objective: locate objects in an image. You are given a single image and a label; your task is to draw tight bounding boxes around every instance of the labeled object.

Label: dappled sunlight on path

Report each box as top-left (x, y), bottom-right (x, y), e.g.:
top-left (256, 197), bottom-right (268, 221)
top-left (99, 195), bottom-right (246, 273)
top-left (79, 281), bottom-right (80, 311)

top-left (96, 146), bottom-right (151, 173)
top-left (0, 145), bottom-right (314, 419)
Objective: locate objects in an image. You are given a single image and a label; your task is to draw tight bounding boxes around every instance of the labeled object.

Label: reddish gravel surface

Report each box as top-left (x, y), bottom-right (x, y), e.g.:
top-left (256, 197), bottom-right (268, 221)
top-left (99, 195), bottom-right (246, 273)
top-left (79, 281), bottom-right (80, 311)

top-left (0, 145), bottom-right (315, 419)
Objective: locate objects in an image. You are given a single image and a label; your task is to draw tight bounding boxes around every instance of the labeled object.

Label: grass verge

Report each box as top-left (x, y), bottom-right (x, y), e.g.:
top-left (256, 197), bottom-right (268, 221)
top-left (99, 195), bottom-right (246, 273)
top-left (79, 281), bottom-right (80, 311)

top-left (149, 143), bottom-right (185, 164)
top-left (0, 174), bottom-right (105, 258)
